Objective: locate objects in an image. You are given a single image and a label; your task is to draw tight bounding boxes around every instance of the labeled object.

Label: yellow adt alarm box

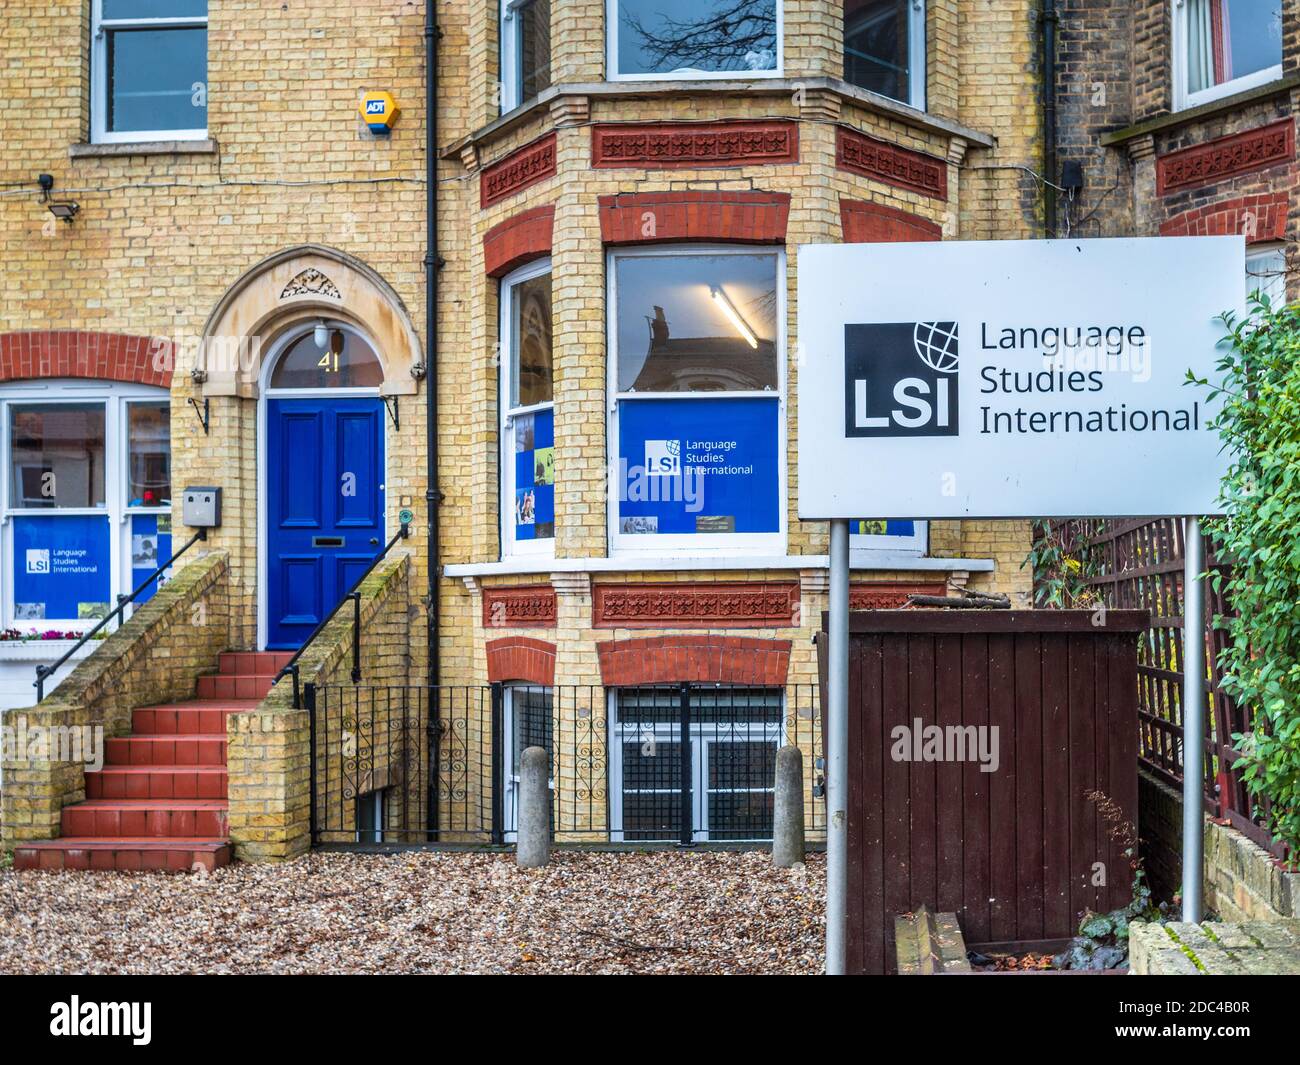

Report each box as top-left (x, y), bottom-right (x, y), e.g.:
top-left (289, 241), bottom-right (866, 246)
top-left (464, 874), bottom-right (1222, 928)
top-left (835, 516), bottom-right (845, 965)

top-left (359, 91), bottom-right (398, 134)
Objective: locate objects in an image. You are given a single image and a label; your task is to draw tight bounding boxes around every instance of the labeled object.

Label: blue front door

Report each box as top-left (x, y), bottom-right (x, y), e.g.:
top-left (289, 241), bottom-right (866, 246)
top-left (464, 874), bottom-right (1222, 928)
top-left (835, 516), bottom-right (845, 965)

top-left (266, 397), bottom-right (385, 649)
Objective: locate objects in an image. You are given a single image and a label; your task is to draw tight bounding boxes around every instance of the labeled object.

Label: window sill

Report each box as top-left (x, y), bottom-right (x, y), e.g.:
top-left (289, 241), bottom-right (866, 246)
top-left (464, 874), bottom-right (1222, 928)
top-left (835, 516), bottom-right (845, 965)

top-left (444, 553), bottom-right (995, 578)
top-left (1101, 74), bottom-right (1300, 147)
top-left (70, 139), bottom-right (217, 160)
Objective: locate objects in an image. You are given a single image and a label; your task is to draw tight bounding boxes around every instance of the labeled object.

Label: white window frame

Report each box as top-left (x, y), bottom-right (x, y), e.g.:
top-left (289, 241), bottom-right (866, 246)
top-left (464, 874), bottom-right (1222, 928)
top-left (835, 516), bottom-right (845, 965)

top-left (1171, 0), bottom-right (1283, 112)
top-left (500, 258), bottom-right (556, 560)
top-left (501, 683), bottom-right (555, 841)
top-left (1246, 242), bottom-right (1288, 305)
top-left (842, 0), bottom-right (927, 111)
top-left (606, 0), bottom-right (785, 82)
top-left (607, 688), bottom-right (785, 843)
top-left (0, 381), bottom-right (171, 630)
top-left (500, 0), bottom-right (550, 113)
top-left (91, 0), bottom-right (209, 144)
top-left (607, 244), bottom-right (788, 558)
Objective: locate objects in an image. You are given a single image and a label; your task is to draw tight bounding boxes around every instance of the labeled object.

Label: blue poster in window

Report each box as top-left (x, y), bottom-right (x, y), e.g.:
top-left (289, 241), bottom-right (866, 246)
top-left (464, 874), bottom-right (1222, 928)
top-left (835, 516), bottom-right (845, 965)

top-left (851, 520), bottom-right (916, 537)
top-left (131, 513), bottom-right (173, 605)
top-left (617, 398), bottom-right (780, 535)
top-left (12, 515), bottom-right (111, 622)
top-left (513, 407), bottom-right (555, 542)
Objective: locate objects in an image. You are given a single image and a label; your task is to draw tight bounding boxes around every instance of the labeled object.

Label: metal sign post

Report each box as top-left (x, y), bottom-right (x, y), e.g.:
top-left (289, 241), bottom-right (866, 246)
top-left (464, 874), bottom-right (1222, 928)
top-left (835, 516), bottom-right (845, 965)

top-left (825, 519), bottom-right (850, 974)
top-left (1181, 516), bottom-right (1205, 921)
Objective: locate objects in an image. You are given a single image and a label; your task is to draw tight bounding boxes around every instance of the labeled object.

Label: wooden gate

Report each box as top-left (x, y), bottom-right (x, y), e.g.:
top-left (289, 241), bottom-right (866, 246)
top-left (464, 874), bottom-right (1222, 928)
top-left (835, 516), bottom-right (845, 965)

top-left (823, 609), bottom-right (1147, 974)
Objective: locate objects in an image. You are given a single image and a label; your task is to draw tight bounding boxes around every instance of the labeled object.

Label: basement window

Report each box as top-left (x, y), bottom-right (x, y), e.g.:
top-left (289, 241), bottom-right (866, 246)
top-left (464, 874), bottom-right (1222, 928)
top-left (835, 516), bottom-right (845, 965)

top-left (91, 0), bottom-right (209, 144)
top-left (1173, 0), bottom-right (1282, 110)
top-left (501, 0), bottom-right (552, 112)
top-left (608, 0), bottom-right (782, 80)
top-left (842, 0), bottom-right (927, 110)
top-left (356, 790), bottom-right (387, 844)
top-left (609, 686), bottom-right (784, 842)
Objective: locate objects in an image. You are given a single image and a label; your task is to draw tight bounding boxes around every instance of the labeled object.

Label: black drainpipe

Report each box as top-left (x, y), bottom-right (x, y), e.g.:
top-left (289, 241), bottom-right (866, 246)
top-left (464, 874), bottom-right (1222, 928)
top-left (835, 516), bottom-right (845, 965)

top-left (1040, 0), bottom-right (1059, 237)
top-left (424, 1), bottom-right (443, 835)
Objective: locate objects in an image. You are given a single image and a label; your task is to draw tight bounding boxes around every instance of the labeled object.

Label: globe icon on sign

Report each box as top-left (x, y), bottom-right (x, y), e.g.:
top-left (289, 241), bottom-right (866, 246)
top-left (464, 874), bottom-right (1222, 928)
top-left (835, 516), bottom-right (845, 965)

top-left (913, 321), bottom-right (959, 373)
top-left (666, 440), bottom-right (680, 458)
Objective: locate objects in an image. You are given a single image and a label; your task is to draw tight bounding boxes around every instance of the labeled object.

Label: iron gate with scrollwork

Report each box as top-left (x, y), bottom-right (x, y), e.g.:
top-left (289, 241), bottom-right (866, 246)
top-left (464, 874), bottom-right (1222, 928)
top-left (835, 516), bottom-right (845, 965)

top-left (304, 682), bottom-right (824, 846)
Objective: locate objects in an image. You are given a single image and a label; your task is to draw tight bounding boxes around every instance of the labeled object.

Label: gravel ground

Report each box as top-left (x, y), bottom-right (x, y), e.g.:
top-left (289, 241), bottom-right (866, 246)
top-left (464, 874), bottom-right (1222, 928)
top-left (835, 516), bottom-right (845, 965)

top-left (0, 850), bottom-right (825, 974)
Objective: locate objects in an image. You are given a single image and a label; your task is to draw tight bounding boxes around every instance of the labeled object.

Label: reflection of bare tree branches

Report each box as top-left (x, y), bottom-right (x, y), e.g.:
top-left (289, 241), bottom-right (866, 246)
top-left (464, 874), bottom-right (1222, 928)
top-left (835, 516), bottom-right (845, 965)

top-left (624, 0), bottom-right (777, 72)
top-left (747, 287), bottom-right (778, 326)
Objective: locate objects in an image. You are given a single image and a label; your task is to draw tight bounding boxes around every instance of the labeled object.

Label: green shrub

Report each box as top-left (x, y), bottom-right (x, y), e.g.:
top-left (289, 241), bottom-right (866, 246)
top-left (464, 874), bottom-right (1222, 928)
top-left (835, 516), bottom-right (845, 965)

top-left (1190, 292), bottom-right (1300, 857)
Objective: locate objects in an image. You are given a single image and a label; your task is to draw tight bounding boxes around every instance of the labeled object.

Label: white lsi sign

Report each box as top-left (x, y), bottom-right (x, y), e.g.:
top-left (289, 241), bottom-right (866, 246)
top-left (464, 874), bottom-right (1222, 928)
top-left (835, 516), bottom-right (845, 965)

top-left (796, 237), bottom-right (1245, 520)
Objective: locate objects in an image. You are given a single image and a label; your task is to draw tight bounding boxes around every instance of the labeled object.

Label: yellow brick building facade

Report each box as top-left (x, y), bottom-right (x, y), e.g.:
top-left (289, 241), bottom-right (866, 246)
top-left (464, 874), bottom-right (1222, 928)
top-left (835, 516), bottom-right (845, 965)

top-left (1, 2), bottom-right (1046, 857)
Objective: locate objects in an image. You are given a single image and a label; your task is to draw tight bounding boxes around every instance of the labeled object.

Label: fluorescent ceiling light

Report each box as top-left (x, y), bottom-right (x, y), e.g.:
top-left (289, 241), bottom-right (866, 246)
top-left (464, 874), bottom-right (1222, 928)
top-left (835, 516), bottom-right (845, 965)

top-left (710, 285), bottom-right (758, 348)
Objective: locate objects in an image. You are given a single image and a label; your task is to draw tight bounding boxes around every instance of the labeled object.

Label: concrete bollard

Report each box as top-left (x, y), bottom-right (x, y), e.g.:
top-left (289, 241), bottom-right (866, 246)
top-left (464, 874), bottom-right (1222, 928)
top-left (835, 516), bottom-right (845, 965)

top-left (516, 745), bottom-right (551, 869)
top-left (772, 744), bottom-right (805, 868)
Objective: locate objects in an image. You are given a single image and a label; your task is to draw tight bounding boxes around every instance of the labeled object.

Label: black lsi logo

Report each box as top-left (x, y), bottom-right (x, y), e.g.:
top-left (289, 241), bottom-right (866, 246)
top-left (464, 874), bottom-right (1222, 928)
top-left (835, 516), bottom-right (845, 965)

top-left (843, 322), bottom-right (959, 437)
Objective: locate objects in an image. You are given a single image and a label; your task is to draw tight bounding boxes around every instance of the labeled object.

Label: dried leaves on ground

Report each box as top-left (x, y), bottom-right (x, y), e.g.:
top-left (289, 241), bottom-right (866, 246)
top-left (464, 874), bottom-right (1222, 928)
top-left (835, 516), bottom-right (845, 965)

top-left (0, 850), bottom-right (825, 975)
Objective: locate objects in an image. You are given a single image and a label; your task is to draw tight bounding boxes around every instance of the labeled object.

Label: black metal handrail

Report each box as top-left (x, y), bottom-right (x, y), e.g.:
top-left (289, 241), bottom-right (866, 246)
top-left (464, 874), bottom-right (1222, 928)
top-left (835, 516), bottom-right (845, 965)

top-left (34, 528), bottom-right (209, 703)
top-left (274, 520), bottom-right (410, 708)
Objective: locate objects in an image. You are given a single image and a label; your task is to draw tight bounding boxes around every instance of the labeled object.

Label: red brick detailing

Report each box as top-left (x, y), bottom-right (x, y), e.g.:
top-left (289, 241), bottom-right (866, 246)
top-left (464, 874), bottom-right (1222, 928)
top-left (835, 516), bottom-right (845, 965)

top-left (480, 132), bottom-right (558, 208)
top-left (840, 199), bottom-right (942, 243)
top-left (484, 205), bottom-right (556, 277)
top-left (593, 582), bottom-right (799, 628)
top-left (0, 330), bottom-right (174, 387)
top-left (486, 636), bottom-right (557, 685)
top-left (1156, 119), bottom-right (1295, 195)
top-left (481, 584), bottom-right (558, 628)
top-left (1159, 192), bottom-right (1290, 244)
top-left (596, 635), bottom-right (792, 687)
top-left (597, 191), bottom-right (791, 246)
top-left (835, 127), bottom-right (948, 199)
top-left (592, 121), bottom-right (798, 169)
top-left (849, 581), bottom-right (946, 610)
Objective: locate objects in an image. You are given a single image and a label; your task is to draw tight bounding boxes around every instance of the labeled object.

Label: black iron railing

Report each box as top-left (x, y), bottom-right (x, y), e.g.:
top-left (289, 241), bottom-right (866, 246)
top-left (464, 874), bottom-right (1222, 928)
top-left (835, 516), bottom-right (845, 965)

top-left (34, 528), bottom-right (209, 703)
top-left (274, 520), bottom-right (410, 708)
top-left (305, 681), bottom-right (825, 847)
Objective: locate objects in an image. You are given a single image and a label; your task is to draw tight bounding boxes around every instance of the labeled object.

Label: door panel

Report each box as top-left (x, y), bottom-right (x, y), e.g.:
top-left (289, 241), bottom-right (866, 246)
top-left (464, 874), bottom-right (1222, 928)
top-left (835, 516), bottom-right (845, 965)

top-left (267, 397), bottom-right (384, 649)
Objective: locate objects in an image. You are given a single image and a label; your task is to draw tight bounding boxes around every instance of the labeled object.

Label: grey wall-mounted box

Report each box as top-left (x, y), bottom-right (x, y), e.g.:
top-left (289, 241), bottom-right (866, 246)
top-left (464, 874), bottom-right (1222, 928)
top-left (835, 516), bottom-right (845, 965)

top-left (182, 486), bottom-right (222, 528)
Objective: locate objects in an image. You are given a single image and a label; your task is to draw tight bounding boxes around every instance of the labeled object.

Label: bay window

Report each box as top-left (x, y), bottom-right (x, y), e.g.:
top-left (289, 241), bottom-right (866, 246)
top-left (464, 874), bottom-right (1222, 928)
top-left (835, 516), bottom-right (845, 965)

top-left (92, 0), bottom-right (209, 143)
top-left (608, 0), bottom-right (782, 80)
top-left (843, 0), bottom-right (926, 109)
top-left (608, 246), bottom-right (785, 555)
top-left (501, 260), bottom-right (555, 557)
top-left (1173, 0), bottom-right (1282, 110)
top-left (1, 384), bottom-right (171, 627)
top-left (500, 0), bottom-right (552, 112)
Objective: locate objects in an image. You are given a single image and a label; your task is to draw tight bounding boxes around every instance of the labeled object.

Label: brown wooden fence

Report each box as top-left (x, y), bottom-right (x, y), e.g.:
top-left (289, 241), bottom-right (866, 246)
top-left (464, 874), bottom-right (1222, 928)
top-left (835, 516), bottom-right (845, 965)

top-left (1049, 518), bottom-right (1282, 859)
top-left (827, 610), bottom-right (1147, 974)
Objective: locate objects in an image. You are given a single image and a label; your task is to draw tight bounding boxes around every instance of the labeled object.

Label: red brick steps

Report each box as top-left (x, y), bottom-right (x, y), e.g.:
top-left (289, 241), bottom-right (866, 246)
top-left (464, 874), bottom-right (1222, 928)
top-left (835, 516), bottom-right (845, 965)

top-left (86, 765), bottom-right (229, 800)
top-left (13, 838), bottom-right (233, 873)
top-left (61, 800), bottom-right (229, 838)
top-left (12, 651), bottom-right (286, 873)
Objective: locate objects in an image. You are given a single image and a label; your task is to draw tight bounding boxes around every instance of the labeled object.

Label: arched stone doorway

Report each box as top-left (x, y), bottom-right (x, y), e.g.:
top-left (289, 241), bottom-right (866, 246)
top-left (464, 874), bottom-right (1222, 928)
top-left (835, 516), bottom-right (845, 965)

top-left (195, 246), bottom-right (422, 650)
